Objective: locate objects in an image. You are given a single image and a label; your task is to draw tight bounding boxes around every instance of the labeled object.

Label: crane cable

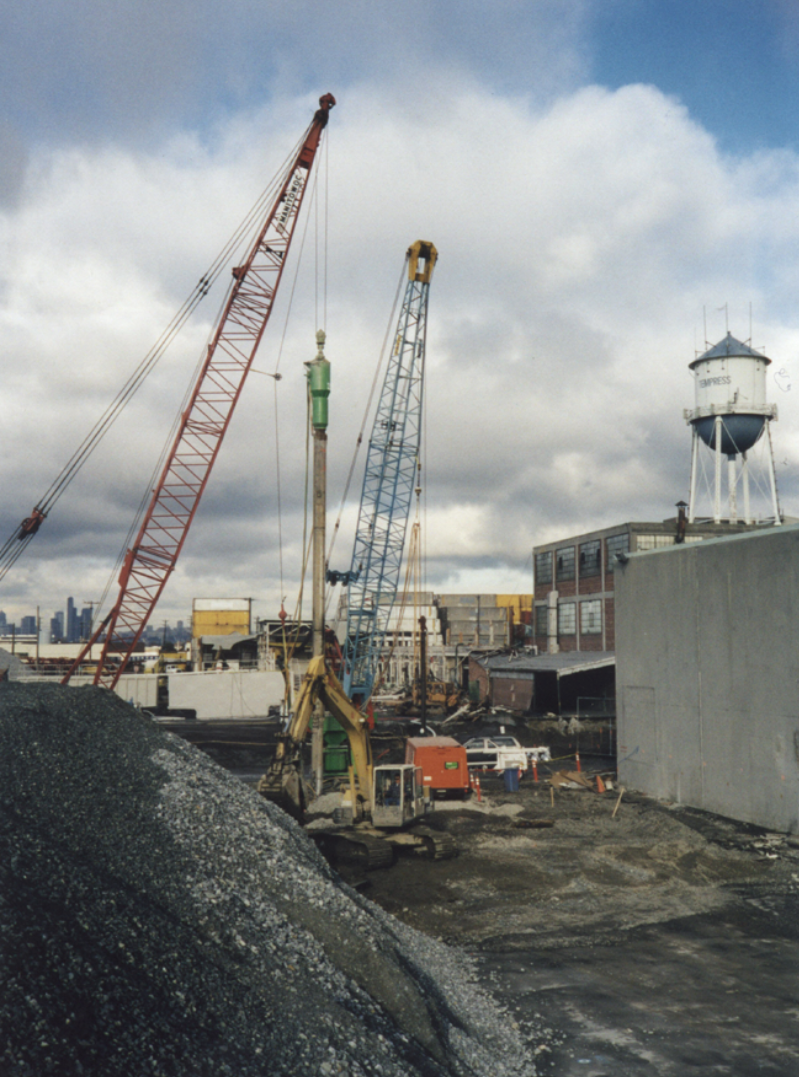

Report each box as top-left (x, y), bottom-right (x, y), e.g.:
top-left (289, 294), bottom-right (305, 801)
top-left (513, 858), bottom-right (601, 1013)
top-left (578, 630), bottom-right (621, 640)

top-left (275, 145), bottom-right (328, 680)
top-left (324, 258), bottom-right (408, 625)
top-left (57, 126), bottom-right (323, 638)
top-left (102, 140), bottom-right (323, 640)
top-left (244, 131), bottom-right (326, 695)
top-left (91, 270), bottom-right (244, 626)
top-left (368, 496), bottom-right (422, 703)
top-left (254, 138), bottom-right (328, 690)
top-left (0, 126), bottom-right (310, 583)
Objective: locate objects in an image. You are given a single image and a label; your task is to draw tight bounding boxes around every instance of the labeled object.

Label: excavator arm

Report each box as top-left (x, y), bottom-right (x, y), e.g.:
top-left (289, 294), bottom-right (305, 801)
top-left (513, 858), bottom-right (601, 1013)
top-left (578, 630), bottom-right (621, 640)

top-left (258, 656), bottom-right (374, 818)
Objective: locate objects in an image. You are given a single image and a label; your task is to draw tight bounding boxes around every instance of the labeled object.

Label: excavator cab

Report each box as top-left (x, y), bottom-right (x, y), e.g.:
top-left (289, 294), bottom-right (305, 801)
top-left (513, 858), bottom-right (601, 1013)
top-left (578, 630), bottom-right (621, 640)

top-left (371, 764), bottom-right (426, 829)
top-left (259, 658), bottom-right (456, 864)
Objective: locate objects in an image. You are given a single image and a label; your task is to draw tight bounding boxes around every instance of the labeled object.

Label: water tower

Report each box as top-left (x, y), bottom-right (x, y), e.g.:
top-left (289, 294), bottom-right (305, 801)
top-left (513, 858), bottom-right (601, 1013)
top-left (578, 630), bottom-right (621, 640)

top-left (684, 331), bottom-right (780, 524)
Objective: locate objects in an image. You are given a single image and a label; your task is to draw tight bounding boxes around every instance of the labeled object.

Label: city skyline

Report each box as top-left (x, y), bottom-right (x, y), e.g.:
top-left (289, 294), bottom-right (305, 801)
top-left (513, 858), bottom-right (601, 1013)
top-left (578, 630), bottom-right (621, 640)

top-left (0, 599), bottom-right (189, 646)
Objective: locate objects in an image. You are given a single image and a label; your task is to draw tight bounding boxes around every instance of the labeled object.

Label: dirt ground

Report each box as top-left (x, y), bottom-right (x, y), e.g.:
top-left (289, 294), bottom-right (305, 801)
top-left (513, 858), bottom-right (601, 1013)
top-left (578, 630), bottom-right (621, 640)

top-left (172, 719), bottom-right (799, 1075)
top-left (347, 777), bottom-right (780, 944)
top-left (352, 775), bottom-right (799, 1076)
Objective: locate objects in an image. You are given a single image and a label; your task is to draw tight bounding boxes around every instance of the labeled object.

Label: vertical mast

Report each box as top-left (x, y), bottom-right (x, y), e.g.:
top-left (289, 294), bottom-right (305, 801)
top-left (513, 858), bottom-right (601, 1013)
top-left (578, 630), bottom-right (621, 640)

top-left (308, 330), bottom-right (330, 791)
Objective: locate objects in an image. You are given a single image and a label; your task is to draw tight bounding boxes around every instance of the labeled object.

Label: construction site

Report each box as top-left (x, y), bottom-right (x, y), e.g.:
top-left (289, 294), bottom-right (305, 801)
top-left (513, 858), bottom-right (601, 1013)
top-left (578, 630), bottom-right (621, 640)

top-left (2, 93), bottom-right (799, 1077)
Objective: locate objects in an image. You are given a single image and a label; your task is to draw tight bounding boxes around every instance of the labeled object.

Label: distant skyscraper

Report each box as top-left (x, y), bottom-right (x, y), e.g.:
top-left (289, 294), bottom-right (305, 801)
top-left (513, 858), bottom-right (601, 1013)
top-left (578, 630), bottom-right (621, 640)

top-left (66, 598), bottom-right (78, 643)
top-left (20, 615), bottom-right (37, 635)
top-left (79, 607), bottom-right (92, 641)
top-left (50, 611), bottom-right (64, 643)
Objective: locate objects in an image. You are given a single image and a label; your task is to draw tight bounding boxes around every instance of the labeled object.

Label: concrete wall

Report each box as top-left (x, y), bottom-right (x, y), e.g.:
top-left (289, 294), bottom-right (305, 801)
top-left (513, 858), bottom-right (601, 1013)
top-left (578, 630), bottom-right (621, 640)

top-left (168, 670), bottom-right (284, 720)
top-left (62, 674), bottom-right (160, 708)
top-left (615, 525), bottom-right (799, 833)
top-left (115, 674), bottom-right (160, 709)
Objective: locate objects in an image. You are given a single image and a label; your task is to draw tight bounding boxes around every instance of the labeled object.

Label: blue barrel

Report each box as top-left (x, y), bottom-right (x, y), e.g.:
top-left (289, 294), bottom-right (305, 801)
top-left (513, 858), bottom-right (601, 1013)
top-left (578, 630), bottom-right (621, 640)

top-left (503, 767), bottom-right (520, 793)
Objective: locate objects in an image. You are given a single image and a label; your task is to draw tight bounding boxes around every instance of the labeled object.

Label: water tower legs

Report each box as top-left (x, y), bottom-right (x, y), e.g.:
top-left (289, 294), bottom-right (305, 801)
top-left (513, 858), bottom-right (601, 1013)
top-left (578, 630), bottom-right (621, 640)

top-left (742, 453), bottom-right (751, 524)
top-left (766, 425), bottom-right (781, 524)
top-left (714, 417), bottom-right (723, 524)
top-left (728, 456), bottom-right (738, 523)
top-left (688, 426), bottom-right (699, 523)
top-left (689, 416), bottom-right (781, 525)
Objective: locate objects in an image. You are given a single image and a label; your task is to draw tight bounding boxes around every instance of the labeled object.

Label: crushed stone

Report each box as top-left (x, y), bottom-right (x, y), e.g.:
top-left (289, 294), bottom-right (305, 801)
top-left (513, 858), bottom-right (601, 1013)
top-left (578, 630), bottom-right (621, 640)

top-left (0, 682), bottom-right (537, 1076)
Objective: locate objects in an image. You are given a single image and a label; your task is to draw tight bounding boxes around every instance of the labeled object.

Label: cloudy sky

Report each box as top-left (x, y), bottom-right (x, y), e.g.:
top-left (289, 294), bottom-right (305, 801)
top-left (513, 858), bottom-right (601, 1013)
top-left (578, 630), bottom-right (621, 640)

top-left (2, 0), bottom-right (799, 633)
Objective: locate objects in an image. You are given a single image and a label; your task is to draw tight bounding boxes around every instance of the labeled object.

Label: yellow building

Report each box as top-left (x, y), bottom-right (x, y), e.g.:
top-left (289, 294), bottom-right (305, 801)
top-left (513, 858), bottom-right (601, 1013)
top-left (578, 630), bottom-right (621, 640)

top-left (191, 598), bottom-right (252, 639)
top-left (495, 594), bottom-right (533, 617)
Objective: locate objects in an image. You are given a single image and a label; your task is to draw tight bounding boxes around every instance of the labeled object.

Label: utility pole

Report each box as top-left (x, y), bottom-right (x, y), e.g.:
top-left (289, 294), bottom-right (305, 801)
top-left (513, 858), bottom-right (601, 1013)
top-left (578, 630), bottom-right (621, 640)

top-left (308, 329), bottom-right (330, 794)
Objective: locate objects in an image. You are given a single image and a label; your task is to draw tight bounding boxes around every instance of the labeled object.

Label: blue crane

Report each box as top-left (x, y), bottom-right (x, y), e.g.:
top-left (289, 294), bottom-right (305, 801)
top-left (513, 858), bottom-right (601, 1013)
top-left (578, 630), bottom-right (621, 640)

top-left (340, 240), bottom-right (437, 704)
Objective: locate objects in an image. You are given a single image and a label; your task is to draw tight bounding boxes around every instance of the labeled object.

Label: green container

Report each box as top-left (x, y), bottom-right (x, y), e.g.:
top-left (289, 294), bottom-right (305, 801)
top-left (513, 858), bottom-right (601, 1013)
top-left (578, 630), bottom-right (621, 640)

top-left (322, 714), bottom-right (350, 774)
top-left (323, 747), bottom-right (350, 775)
top-left (323, 714), bottom-right (346, 738)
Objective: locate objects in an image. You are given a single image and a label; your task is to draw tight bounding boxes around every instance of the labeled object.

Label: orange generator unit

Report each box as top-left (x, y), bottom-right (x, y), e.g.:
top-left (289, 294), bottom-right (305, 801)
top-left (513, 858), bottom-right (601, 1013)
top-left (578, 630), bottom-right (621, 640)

top-left (405, 736), bottom-right (470, 798)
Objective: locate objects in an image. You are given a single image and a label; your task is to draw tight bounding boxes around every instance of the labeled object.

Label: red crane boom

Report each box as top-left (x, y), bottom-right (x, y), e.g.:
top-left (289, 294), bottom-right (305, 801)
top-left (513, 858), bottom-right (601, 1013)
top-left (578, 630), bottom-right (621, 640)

top-left (66, 93), bottom-right (335, 688)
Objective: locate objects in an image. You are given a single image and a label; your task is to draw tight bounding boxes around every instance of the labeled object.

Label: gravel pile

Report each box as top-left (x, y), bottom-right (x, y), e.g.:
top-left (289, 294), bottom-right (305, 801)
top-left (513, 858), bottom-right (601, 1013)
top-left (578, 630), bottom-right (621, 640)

top-left (0, 682), bottom-right (536, 1076)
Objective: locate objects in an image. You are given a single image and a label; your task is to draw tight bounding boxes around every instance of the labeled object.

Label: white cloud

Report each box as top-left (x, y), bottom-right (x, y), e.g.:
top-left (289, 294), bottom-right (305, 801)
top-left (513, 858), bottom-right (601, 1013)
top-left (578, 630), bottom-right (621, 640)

top-left (3, 77), bottom-right (799, 630)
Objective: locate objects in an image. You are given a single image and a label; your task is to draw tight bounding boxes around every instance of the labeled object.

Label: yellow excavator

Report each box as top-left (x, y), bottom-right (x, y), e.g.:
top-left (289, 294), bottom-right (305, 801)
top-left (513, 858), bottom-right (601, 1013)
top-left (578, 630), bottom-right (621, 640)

top-left (258, 656), bottom-right (455, 867)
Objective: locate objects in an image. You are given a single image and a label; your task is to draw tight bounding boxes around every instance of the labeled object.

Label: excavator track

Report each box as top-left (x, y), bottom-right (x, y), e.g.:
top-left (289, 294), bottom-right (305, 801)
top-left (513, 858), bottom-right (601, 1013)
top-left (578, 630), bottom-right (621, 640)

top-left (310, 830), bottom-right (395, 871)
top-left (412, 827), bottom-right (457, 860)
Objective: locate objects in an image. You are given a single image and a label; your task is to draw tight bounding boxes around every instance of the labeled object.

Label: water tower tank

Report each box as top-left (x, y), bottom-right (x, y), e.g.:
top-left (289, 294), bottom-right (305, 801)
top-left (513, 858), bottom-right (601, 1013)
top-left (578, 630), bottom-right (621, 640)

top-left (684, 330), bottom-right (780, 525)
top-left (688, 332), bottom-right (770, 455)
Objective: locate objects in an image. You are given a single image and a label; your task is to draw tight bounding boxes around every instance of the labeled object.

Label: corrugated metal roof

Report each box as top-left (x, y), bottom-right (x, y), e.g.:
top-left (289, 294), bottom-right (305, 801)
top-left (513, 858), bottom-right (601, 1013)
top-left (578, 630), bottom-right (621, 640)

top-left (479, 651), bottom-right (615, 677)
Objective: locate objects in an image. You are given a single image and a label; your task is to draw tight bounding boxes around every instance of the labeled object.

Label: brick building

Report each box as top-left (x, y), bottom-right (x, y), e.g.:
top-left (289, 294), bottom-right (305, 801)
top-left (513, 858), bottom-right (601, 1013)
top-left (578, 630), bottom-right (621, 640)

top-left (533, 518), bottom-right (766, 654)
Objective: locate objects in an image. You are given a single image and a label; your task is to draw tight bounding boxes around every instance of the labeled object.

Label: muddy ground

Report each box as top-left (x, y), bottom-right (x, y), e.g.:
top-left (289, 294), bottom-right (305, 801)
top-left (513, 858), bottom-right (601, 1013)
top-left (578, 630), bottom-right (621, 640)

top-left (170, 718), bottom-right (799, 1076)
top-left (356, 777), bottom-right (799, 1076)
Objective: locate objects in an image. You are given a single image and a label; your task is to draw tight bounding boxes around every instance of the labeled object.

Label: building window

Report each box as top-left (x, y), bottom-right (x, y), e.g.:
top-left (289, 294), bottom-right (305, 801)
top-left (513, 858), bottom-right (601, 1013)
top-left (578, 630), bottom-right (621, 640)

top-left (556, 546), bottom-right (575, 582)
top-left (635, 534), bottom-right (676, 551)
top-left (606, 532), bottom-right (630, 572)
top-left (558, 602), bottom-right (576, 635)
top-left (535, 551), bottom-right (553, 585)
top-left (580, 599), bottom-right (602, 634)
top-left (579, 539), bottom-right (601, 578)
top-left (535, 604), bottom-right (548, 637)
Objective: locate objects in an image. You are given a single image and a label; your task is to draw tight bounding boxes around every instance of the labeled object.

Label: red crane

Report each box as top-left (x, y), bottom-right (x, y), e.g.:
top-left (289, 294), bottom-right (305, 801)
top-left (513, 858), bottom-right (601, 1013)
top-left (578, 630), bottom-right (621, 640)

top-left (65, 93), bottom-right (335, 688)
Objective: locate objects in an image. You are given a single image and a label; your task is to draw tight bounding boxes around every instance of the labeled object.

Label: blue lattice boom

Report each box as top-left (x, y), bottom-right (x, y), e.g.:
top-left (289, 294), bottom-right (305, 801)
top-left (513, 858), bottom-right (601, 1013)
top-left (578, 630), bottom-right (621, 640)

top-left (342, 241), bottom-right (437, 701)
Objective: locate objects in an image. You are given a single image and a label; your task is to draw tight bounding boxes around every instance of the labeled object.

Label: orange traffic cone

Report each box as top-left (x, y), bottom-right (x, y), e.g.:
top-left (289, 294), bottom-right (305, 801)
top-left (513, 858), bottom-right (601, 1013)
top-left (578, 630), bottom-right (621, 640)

top-left (596, 775), bottom-right (606, 793)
